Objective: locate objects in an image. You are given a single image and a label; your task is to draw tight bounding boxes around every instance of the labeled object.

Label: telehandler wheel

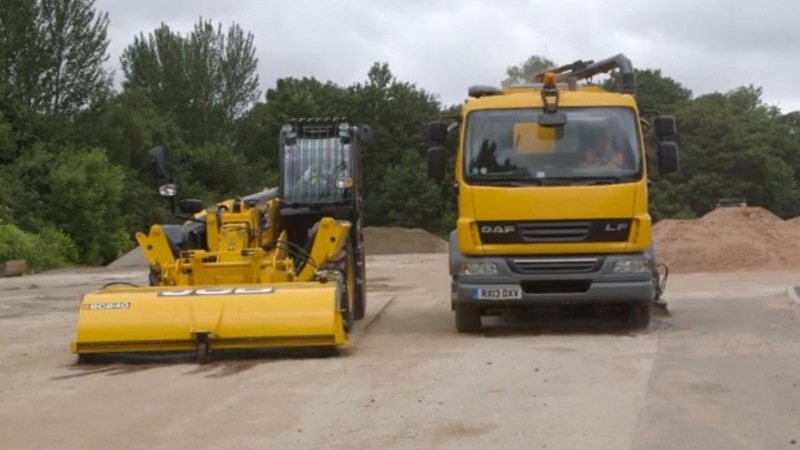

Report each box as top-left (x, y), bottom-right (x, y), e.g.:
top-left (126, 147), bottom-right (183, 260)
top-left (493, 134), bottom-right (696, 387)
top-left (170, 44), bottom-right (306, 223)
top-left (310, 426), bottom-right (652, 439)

top-left (148, 267), bottom-right (160, 286)
top-left (353, 245), bottom-right (367, 321)
top-left (339, 239), bottom-right (357, 332)
top-left (454, 304), bottom-right (482, 333)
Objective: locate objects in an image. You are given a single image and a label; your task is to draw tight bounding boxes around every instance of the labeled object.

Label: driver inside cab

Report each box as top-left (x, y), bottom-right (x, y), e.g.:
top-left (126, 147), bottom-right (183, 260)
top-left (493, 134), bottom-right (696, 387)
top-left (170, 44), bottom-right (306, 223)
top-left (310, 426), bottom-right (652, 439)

top-left (578, 128), bottom-right (625, 170)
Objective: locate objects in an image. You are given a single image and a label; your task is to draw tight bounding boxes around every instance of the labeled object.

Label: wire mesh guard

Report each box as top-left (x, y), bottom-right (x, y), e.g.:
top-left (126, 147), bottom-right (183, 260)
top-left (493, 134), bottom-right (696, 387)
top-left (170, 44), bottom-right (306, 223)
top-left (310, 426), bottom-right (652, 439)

top-left (282, 133), bottom-right (352, 204)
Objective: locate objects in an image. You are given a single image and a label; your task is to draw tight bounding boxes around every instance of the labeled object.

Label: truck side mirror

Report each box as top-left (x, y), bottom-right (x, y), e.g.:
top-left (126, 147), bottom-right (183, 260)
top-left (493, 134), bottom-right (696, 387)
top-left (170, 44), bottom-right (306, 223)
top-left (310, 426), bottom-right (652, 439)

top-left (429, 121), bottom-right (448, 144)
top-left (427, 146), bottom-right (446, 180)
top-left (653, 116), bottom-right (676, 139)
top-left (657, 141), bottom-right (679, 176)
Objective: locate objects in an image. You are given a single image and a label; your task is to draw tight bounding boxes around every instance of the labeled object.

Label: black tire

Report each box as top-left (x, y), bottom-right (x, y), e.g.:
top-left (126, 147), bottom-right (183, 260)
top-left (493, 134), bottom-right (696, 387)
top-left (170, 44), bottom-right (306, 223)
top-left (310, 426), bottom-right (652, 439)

top-left (340, 240), bottom-right (357, 332)
top-left (628, 301), bottom-right (650, 330)
top-left (454, 304), bottom-right (481, 333)
top-left (353, 244), bottom-right (367, 321)
top-left (148, 267), bottom-right (161, 286)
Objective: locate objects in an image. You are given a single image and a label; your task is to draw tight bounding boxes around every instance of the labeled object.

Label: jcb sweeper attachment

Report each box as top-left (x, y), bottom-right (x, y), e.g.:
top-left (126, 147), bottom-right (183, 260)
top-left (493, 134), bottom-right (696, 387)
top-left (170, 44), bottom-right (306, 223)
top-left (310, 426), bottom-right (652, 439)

top-left (71, 280), bottom-right (349, 363)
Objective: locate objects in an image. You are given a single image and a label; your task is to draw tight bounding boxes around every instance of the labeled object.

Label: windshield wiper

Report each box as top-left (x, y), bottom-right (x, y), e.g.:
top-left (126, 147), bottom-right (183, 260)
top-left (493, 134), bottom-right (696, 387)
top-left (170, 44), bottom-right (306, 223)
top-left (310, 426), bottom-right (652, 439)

top-left (587, 177), bottom-right (622, 185)
top-left (567, 175), bottom-right (630, 185)
top-left (470, 172), bottom-right (544, 186)
top-left (483, 179), bottom-right (543, 187)
top-left (470, 169), bottom-right (541, 182)
top-left (472, 178), bottom-right (544, 186)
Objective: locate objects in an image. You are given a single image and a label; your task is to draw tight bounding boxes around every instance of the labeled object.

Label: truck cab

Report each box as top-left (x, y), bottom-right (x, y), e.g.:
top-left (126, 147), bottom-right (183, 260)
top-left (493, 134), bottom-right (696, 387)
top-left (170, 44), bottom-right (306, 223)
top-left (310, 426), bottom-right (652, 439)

top-left (426, 54), bottom-right (679, 332)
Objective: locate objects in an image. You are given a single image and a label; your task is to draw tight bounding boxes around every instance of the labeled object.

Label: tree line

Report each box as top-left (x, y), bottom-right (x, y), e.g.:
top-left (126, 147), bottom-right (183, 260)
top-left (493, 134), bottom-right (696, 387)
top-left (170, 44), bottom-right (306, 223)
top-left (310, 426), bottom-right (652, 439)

top-left (1, 0), bottom-right (798, 271)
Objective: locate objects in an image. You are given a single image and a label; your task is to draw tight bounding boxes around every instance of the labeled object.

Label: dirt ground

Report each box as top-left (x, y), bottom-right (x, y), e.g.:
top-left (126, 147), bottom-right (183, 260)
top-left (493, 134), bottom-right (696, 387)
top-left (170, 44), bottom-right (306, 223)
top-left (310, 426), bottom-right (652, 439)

top-left (4, 214), bottom-right (800, 448)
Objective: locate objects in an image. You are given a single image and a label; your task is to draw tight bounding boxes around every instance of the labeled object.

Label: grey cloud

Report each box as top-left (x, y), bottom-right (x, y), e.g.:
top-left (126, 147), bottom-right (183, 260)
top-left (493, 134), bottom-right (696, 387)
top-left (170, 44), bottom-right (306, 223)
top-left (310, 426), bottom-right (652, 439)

top-left (94, 0), bottom-right (800, 113)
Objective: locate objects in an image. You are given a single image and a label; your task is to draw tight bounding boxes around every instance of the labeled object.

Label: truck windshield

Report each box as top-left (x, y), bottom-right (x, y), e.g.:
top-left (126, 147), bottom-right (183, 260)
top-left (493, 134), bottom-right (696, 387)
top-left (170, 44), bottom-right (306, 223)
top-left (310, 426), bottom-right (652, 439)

top-left (463, 107), bottom-right (643, 184)
top-left (282, 137), bottom-right (352, 203)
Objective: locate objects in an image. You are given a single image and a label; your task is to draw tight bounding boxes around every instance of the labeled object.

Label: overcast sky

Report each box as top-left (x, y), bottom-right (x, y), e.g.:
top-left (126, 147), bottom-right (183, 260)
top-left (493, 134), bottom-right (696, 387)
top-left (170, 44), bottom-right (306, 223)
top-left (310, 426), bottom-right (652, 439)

top-left (94, 0), bottom-right (800, 113)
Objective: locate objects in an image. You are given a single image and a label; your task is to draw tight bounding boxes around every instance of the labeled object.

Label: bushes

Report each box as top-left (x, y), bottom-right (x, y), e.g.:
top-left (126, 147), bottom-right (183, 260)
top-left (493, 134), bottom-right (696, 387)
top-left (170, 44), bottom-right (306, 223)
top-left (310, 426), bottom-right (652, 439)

top-left (0, 224), bottom-right (79, 273)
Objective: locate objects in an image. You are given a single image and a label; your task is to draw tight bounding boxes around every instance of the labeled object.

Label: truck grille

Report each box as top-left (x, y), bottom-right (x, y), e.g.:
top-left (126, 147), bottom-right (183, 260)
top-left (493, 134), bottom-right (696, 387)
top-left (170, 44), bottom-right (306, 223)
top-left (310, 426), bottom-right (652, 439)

top-left (477, 219), bottom-right (632, 244)
top-left (510, 257), bottom-right (600, 275)
top-left (517, 221), bottom-right (591, 242)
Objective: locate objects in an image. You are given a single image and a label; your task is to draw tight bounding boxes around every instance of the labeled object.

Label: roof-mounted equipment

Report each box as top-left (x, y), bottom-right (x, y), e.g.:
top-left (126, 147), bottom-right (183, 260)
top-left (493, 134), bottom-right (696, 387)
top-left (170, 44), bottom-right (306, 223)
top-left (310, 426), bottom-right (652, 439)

top-left (467, 85), bottom-right (503, 98)
top-left (536, 72), bottom-right (567, 128)
top-left (534, 53), bottom-right (636, 95)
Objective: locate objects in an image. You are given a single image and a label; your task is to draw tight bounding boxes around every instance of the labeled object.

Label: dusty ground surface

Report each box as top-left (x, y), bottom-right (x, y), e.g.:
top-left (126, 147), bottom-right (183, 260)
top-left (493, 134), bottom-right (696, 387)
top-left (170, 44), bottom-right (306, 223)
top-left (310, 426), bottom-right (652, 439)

top-left (2, 253), bottom-right (800, 449)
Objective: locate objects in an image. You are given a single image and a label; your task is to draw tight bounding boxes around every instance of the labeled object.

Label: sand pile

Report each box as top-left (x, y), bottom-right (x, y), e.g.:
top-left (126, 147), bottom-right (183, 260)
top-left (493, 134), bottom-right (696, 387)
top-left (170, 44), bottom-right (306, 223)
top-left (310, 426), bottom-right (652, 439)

top-left (654, 207), bottom-right (800, 273)
top-left (107, 246), bottom-right (147, 269)
top-left (364, 227), bottom-right (448, 255)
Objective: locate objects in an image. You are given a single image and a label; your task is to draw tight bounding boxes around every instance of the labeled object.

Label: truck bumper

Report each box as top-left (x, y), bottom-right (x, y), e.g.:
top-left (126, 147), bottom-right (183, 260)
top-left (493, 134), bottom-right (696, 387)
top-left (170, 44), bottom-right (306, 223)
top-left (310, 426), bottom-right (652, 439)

top-left (451, 253), bottom-right (656, 309)
top-left (452, 279), bottom-right (655, 308)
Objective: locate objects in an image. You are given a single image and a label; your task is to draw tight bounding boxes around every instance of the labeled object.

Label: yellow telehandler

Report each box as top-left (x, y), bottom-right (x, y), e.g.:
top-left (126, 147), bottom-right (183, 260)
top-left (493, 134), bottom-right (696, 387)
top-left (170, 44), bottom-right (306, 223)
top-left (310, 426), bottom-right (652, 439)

top-left (71, 117), bottom-right (372, 363)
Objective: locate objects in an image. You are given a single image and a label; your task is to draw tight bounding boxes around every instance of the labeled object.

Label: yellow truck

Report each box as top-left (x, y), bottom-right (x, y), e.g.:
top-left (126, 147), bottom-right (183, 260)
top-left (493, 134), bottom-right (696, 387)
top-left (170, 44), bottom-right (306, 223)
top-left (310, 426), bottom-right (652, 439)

top-left (426, 54), bottom-right (679, 332)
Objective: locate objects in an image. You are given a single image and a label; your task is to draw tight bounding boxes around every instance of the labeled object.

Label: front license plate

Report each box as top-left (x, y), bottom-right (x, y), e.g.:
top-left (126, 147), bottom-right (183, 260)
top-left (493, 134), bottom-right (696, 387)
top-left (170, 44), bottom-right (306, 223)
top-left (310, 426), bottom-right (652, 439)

top-left (474, 286), bottom-right (522, 300)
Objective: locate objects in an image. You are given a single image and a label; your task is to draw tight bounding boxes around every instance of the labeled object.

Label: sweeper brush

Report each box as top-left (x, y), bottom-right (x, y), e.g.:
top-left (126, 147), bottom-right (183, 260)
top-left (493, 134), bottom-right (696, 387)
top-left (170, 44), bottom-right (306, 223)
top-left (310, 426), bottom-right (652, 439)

top-left (72, 281), bottom-right (348, 363)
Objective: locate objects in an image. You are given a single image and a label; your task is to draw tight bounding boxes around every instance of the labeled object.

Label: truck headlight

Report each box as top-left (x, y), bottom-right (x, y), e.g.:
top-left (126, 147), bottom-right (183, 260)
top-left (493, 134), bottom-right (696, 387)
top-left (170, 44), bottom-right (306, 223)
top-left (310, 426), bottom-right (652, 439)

top-left (460, 262), bottom-right (498, 275)
top-left (612, 258), bottom-right (650, 273)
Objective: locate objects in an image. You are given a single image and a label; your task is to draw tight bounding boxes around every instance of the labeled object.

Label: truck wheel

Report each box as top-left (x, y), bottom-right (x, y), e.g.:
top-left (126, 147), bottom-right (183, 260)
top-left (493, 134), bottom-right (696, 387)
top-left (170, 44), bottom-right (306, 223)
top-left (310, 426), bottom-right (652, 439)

top-left (454, 304), bottom-right (481, 333)
top-left (628, 302), bottom-right (650, 330)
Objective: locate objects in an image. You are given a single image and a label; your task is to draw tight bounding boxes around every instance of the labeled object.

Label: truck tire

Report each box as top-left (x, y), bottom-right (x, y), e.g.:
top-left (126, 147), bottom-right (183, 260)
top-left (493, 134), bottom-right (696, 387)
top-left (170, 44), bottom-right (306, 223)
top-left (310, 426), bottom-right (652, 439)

top-left (454, 304), bottom-right (481, 333)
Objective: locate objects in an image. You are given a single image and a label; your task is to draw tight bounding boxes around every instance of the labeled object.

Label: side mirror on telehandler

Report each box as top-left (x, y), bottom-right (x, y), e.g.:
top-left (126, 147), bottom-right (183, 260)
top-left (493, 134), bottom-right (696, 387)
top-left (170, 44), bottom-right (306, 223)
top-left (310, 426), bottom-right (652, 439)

top-left (148, 146), bottom-right (181, 197)
top-left (146, 146), bottom-right (203, 222)
top-left (148, 146), bottom-right (170, 184)
top-left (358, 124), bottom-right (373, 146)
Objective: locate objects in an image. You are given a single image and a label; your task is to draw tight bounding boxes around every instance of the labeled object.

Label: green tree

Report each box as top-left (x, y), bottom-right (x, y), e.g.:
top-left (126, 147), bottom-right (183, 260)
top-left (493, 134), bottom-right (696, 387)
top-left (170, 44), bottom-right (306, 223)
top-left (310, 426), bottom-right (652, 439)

top-left (347, 62), bottom-right (442, 226)
top-left (666, 86), bottom-right (800, 219)
top-left (0, 0), bottom-right (111, 117)
top-left (120, 17), bottom-right (260, 145)
top-left (501, 55), bottom-right (556, 88)
top-left (602, 68), bottom-right (692, 112)
top-left (82, 88), bottom-right (186, 233)
top-left (3, 145), bottom-right (131, 265)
